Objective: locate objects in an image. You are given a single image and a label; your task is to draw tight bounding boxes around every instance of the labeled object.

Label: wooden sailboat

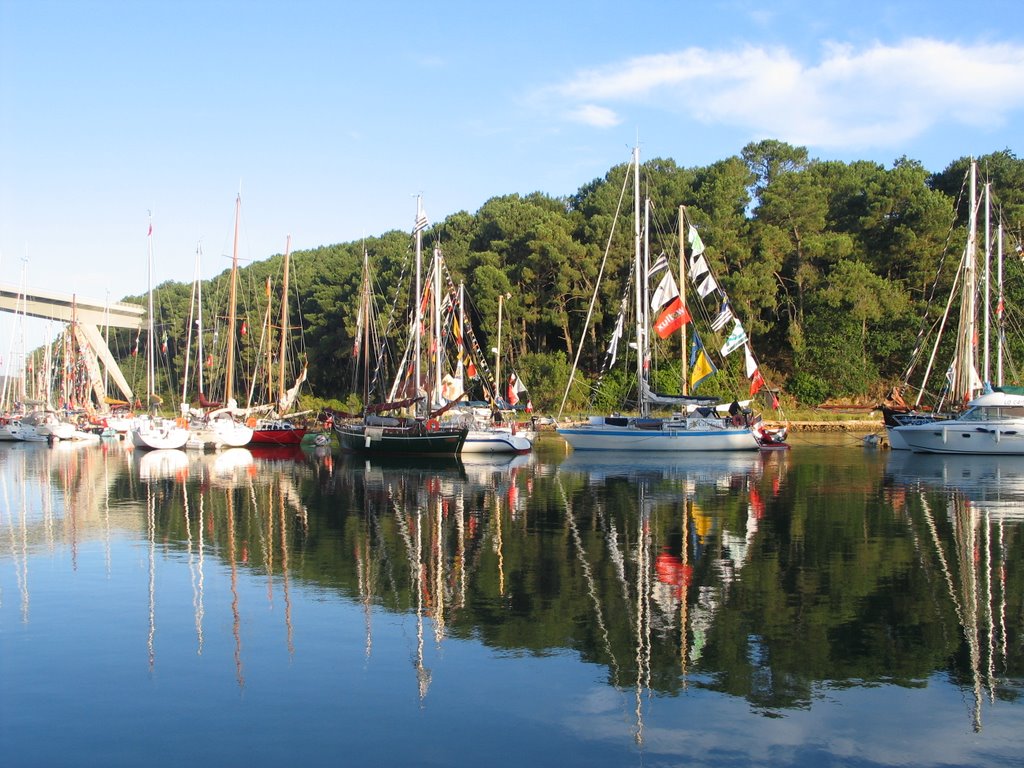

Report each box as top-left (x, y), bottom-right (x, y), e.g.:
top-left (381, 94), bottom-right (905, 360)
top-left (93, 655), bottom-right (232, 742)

top-left (247, 234), bottom-right (308, 446)
top-left (130, 215), bottom-right (190, 451)
top-left (334, 198), bottom-right (467, 455)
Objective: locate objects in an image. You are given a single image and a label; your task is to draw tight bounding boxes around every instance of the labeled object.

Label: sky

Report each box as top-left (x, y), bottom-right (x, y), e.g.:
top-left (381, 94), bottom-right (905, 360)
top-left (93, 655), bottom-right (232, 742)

top-left (1, 0), bottom-right (1022, 372)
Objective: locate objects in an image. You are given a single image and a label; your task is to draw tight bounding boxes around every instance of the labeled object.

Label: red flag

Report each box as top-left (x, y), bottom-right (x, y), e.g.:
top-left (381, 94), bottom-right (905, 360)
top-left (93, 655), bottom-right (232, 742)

top-left (507, 375), bottom-right (520, 406)
top-left (240, 321), bottom-right (247, 336)
top-left (205, 354), bottom-right (213, 368)
top-left (467, 360), bottom-right (477, 378)
top-left (750, 368), bottom-right (765, 396)
top-left (654, 297), bottom-right (691, 338)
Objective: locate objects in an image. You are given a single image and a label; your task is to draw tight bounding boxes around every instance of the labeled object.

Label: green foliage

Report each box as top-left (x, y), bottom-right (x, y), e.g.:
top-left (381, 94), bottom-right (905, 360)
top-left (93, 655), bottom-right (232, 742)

top-left (99, 143), bottom-right (1024, 414)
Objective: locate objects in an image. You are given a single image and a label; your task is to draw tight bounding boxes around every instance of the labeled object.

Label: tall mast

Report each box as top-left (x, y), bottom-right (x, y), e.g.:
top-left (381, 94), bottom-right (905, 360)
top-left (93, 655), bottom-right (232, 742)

top-left (225, 193), bottom-right (241, 406)
top-left (632, 146), bottom-right (645, 417)
top-left (432, 245), bottom-right (442, 408)
top-left (679, 205), bottom-right (688, 395)
top-left (997, 219), bottom-right (1004, 386)
top-left (414, 195), bottom-right (424, 416)
top-left (983, 181), bottom-right (991, 386)
top-left (495, 294), bottom-right (505, 403)
top-left (147, 213), bottom-right (156, 408)
top-left (277, 235), bottom-right (292, 407)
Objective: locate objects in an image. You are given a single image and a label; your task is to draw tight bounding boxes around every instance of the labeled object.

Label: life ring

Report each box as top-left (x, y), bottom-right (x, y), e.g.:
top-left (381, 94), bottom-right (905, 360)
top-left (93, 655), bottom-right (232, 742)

top-left (426, 419), bottom-right (440, 432)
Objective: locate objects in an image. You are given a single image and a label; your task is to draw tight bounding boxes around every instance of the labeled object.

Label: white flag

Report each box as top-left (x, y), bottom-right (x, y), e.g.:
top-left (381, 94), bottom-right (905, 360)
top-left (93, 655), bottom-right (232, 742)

top-left (720, 320), bottom-right (747, 357)
top-left (744, 343), bottom-right (758, 378)
top-left (650, 270), bottom-right (680, 310)
top-left (696, 273), bottom-right (718, 298)
top-left (688, 225), bottom-right (705, 257)
top-left (710, 302), bottom-right (733, 331)
top-left (690, 254), bottom-right (710, 282)
top-left (649, 252), bottom-right (669, 276)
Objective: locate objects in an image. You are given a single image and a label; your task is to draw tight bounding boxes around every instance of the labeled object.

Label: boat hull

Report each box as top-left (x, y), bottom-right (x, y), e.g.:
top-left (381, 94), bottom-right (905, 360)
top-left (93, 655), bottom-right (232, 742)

top-left (130, 418), bottom-right (190, 451)
top-left (557, 423), bottom-right (760, 452)
top-left (895, 422), bottom-right (1024, 455)
top-left (460, 429), bottom-right (532, 454)
top-left (335, 422), bottom-right (467, 456)
top-left (248, 426), bottom-right (307, 446)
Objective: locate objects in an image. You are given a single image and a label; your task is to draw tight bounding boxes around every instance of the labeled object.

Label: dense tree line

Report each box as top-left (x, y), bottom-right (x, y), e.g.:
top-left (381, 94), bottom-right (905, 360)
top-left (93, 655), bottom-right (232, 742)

top-left (111, 141), bottom-right (1024, 414)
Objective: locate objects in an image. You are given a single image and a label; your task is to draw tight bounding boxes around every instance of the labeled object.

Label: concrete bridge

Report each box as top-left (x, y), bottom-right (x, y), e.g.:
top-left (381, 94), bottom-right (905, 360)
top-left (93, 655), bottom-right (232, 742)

top-left (0, 282), bottom-right (144, 407)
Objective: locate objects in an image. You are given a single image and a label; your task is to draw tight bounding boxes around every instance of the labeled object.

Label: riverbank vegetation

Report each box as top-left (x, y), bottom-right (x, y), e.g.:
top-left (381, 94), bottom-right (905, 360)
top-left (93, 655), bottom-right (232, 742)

top-left (108, 141), bottom-right (1024, 415)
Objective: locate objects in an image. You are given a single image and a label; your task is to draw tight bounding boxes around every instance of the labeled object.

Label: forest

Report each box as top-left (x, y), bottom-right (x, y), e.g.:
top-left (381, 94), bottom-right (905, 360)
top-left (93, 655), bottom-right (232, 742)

top-left (105, 140), bottom-right (1024, 417)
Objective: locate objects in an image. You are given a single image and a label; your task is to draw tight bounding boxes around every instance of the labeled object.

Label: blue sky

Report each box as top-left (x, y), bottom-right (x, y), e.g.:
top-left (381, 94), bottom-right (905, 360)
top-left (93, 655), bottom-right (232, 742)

top-left (1, 0), bottom-right (1022, 367)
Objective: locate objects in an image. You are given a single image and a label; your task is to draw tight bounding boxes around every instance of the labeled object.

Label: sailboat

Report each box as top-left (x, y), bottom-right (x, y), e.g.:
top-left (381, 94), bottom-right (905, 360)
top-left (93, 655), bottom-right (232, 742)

top-left (892, 161), bottom-right (1024, 454)
top-left (432, 273), bottom-right (532, 455)
top-left (334, 198), bottom-right (468, 456)
top-left (556, 146), bottom-right (772, 452)
top-left (130, 216), bottom-right (190, 451)
top-left (183, 198), bottom-right (253, 450)
top-left (246, 234), bottom-right (309, 447)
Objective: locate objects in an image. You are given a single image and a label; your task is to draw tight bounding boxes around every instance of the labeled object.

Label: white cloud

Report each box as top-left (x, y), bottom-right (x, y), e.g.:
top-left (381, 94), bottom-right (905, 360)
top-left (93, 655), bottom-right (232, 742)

top-left (543, 38), bottom-right (1024, 151)
top-left (566, 104), bottom-right (622, 127)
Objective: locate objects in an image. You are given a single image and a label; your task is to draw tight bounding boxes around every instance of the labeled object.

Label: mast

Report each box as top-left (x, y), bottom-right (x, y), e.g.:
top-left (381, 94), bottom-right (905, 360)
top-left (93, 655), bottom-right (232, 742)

top-left (997, 220), bottom-right (1004, 386)
top-left (495, 293), bottom-right (505, 404)
top-left (679, 205), bottom-right (688, 395)
top-left (277, 235), bottom-right (292, 407)
top-left (984, 181), bottom-right (991, 387)
top-left (224, 193), bottom-right (241, 407)
top-left (414, 196), bottom-right (424, 417)
top-left (147, 213), bottom-right (156, 409)
top-left (632, 146), bottom-right (645, 418)
top-left (181, 243), bottom-right (200, 408)
top-left (432, 244), bottom-right (442, 408)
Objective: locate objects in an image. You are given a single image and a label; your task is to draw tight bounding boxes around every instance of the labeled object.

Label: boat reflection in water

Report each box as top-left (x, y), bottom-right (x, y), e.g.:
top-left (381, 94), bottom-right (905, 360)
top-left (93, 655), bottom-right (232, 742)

top-left (886, 450), bottom-right (1022, 731)
top-left (2, 438), bottom-right (1023, 766)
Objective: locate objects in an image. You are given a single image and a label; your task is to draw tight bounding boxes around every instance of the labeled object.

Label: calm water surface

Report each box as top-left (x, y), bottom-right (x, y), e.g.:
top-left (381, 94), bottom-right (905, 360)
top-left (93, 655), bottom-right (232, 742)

top-left (0, 433), bottom-right (1021, 767)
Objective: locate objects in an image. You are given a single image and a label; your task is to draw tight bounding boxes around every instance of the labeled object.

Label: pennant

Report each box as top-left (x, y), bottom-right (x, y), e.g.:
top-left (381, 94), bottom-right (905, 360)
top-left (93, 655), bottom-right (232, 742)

top-left (654, 297), bottom-right (691, 338)
top-left (710, 301), bottom-right (733, 332)
top-left (690, 347), bottom-right (716, 391)
top-left (205, 354), bottom-right (213, 368)
top-left (649, 252), bottom-right (669, 276)
top-left (161, 333), bottom-right (168, 354)
top-left (687, 225), bottom-right (705, 257)
top-left (690, 254), bottom-right (710, 283)
top-left (650, 269), bottom-right (680, 311)
top-left (696, 272), bottom-right (718, 298)
top-left (507, 374), bottom-right (521, 406)
top-left (240, 320), bottom-right (248, 337)
top-left (750, 368), bottom-right (765, 396)
top-left (744, 344), bottom-right (758, 378)
top-left (607, 312), bottom-right (625, 367)
top-left (689, 332), bottom-right (717, 390)
top-left (720, 320), bottom-right (747, 357)
top-left (467, 357), bottom-right (477, 378)
top-left (414, 207), bottom-right (429, 233)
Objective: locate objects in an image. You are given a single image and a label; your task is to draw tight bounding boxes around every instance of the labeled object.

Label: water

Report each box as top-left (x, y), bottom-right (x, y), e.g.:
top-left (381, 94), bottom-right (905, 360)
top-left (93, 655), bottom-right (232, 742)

top-left (0, 434), bottom-right (1021, 767)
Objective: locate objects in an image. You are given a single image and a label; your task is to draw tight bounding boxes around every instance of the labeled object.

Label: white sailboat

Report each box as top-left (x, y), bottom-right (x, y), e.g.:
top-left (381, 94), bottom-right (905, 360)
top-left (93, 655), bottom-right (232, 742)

top-left (182, 198), bottom-right (253, 450)
top-left (892, 161), bottom-right (1024, 454)
top-left (130, 216), bottom-right (190, 451)
top-left (557, 146), bottom-right (770, 452)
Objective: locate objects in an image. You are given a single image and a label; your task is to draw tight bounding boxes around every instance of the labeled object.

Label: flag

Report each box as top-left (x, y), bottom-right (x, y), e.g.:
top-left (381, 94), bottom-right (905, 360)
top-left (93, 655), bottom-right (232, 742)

top-left (649, 252), bottom-right (669, 276)
top-left (205, 354), bottom-right (213, 368)
top-left (743, 344), bottom-right (758, 378)
top-left (414, 206), bottom-right (429, 233)
top-left (690, 254), bottom-right (710, 283)
top-left (687, 225), bottom-right (705, 257)
top-left (507, 374), bottom-right (521, 406)
top-left (696, 272), bottom-right (718, 298)
top-left (654, 296), bottom-right (691, 338)
top-left (650, 270), bottom-right (680, 311)
top-left (720, 319), bottom-right (747, 357)
top-left (161, 333), bottom-right (168, 354)
top-left (607, 312), bottom-right (625, 367)
top-left (750, 368), bottom-right (765, 396)
top-left (689, 332), bottom-right (717, 390)
top-left (710, 301), bottom-right (733, 332)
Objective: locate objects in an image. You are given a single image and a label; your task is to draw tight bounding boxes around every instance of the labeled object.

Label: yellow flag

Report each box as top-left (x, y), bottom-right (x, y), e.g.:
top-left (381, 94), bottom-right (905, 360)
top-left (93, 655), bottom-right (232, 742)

top-left (690, 348), bottom-right (716, 390)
